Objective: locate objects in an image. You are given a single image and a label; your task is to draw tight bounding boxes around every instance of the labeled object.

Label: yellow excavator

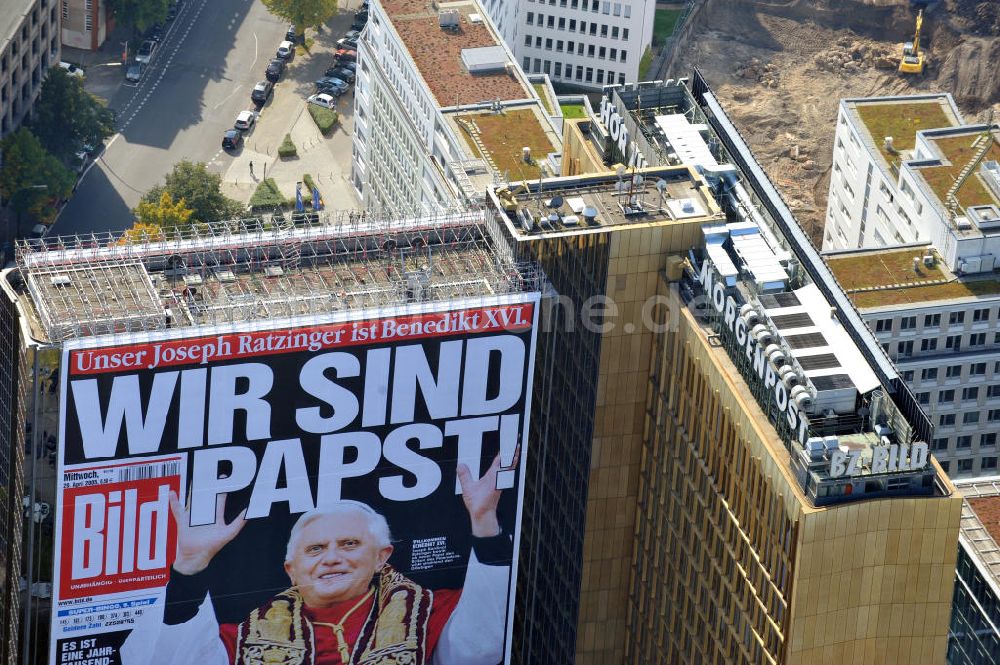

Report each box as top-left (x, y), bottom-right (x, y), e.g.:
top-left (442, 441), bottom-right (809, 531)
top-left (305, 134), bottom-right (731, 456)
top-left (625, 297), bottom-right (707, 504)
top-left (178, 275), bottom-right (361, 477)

top-left (899, 9), bottom-right (926, 75)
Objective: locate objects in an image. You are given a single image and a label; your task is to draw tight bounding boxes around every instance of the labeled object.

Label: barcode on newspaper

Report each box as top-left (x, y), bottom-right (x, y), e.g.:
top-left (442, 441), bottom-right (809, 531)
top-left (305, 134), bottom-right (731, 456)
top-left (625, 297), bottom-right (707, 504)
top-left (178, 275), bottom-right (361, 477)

top-left (115, 462), bottom-right (181, 482)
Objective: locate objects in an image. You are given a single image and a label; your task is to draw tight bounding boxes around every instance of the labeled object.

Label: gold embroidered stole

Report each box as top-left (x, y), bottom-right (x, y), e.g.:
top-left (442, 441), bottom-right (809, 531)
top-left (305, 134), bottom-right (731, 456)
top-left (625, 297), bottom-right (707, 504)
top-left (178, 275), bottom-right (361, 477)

top-left (233, 565), bottom-right (433, 665)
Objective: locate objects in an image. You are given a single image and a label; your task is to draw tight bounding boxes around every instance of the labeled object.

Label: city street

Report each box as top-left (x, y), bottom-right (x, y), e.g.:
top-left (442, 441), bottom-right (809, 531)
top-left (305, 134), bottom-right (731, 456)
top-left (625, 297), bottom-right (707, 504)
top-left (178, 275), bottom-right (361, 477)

top-left (51, 0), bottom-right (359, 236)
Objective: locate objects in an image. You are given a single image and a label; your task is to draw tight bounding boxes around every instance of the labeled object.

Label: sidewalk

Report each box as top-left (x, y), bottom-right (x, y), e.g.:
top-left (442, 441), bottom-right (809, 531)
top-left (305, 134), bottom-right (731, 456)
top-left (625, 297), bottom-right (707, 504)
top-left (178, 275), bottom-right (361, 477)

top-left (219, 12), bottom-right (362, 212)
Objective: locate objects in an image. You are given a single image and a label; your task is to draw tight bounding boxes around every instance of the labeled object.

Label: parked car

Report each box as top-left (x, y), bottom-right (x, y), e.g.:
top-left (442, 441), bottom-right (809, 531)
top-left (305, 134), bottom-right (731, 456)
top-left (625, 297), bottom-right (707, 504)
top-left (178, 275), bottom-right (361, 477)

top-left (351, 17), bottom-right (366, 30)
top-left (265, 58), bottom-right (285, 81)
top-left (307, 93), bottom-right (337, 109)
top-left (222, 129), bottom-right (243, 150)
top-left (250, 80), bottom-right (273, 104)
top-left (29, 224), bottom-right (49, 240)
top-left (338, 61), bottom-right (357, 72)
top-left (125, 62), bottom-right (146, 82)
top-left (285, 24), bottom-right (298, 42)
top-left (146, 24), bottom-right (164, 42)
top-left (135, 40), bottom-right (156, 64)
top-left (315, 77), bottom-right (349, 94)
top-left (276, 40), bottom-right (295, 60)
top-left (59, 61), bottom-right (85, 79)
top-left (234, 110), bottom-right (256, 131)
top-left (336, 37), bottom-right (358, 49)
top-left (325, 66), bottom-right (355, 83)
top-left (334, 49), bottom-right (357, 62)
top-left (345, 29), bottom-right (362, 40)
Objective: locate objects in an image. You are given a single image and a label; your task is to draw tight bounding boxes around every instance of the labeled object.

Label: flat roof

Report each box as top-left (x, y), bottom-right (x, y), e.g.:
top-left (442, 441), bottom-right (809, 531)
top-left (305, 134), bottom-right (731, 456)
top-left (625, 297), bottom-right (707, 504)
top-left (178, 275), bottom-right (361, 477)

top-left (847, 96), bottom-right (959, 171)
top-left (953, 478), bottom-right (1000, 590)
top-left (381, 0), bottom-right (530, 107)
top-left (915, 128), bottom-right (1000, 210)
top-left (448, 106), bottom-right (561, 181)
top-left (9, 212), bottom-right (538, 343)
top-left (825, 246), bottom-right (1000, 308)
top-left (0, 0), bottom-right (34, 52)
top-left (491, 166), bottom-right (723, 239)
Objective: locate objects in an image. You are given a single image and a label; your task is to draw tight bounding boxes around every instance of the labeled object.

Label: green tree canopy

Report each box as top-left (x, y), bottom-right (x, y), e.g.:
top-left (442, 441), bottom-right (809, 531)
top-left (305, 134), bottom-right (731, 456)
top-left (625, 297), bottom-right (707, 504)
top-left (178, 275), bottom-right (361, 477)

top-left (0, 128), bottom-right (76, 224)
top-left (134, 191), bottom-right (194, 229)
top-left (106, 0), bottom-right (169, 32)
top-left (261, 0), bottom-right (338, 31)
top-left (143, 160), bottom-right (243, 224)
top-left (31, 67), bottom-right (115, 161)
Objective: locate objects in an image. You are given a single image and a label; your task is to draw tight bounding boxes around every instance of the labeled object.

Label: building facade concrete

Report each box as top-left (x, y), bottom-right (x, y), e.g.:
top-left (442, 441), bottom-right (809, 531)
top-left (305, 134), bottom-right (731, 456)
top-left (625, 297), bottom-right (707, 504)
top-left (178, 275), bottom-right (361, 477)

top-left (1, 0), bottom-right (60, 138)
top-left (479, 0), bottom-right (656, 91)
top-left (353, 0), bottom-right (561, 215)
top-left (822, 93), bottom-right (1000, 478)
top-left (61, 0), bottom-right (111, 51)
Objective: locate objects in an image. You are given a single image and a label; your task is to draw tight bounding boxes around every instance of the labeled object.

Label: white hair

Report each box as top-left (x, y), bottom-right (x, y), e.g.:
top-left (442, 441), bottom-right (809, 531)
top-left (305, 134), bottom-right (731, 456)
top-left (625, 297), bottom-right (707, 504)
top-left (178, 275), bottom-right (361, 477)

top-left (285, 501), bottom-right (392, 562)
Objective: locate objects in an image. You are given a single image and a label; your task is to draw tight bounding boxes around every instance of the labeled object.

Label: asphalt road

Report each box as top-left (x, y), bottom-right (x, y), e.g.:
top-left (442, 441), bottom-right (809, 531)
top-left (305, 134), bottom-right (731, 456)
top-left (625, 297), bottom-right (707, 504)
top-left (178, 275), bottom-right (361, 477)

top-left (51, 0), bottom-right (290, 236)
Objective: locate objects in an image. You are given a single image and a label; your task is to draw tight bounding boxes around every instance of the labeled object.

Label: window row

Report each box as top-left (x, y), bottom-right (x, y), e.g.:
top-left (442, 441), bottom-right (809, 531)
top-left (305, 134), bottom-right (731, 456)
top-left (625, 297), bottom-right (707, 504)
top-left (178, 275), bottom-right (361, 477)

top-left (886, 333), bottom-right (1000, 357)
top-left (522, 34), bottom-right (628, 62)
top-left (916, 385), bottom-right (1000, 406)
top-left (873, 307), bottom-right (997, 333)
top-left (903, 361), bottom-right (1000, 384)
top-left (523, 57), bottom-right (625, 85)
top-left (524, 13), bottom-right (630, 40)
top-left (527, 0), bottom-right (633, 18)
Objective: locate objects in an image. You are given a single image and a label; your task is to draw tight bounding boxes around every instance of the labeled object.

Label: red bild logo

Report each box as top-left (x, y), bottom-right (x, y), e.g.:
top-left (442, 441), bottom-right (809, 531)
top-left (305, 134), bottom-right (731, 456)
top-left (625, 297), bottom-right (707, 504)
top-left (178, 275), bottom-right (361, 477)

top-left (60, 477), bottom-right (179, 599)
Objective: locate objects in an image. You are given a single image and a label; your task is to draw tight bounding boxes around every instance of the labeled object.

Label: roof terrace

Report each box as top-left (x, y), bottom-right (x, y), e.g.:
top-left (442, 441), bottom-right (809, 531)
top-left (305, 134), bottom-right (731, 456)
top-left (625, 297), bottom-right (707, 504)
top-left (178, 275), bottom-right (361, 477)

top-left (380, 0), bottom-right (530, 107)
top-left (447, 106), bottom-right (561, 182)
top-left (915, 128), bottom-right (1000, 210)
top-left (848, 96), bottom-right (959, 171)
top-left (825, 246), bottom-right (1000, 308)
top-left (9, 211), bottom-right (540, 343)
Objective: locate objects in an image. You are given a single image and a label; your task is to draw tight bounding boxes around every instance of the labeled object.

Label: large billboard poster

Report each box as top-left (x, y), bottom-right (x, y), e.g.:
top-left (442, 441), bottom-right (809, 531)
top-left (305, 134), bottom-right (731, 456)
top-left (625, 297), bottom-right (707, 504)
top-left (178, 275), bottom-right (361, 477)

top-left (52, 295), bottom-right (539, 665)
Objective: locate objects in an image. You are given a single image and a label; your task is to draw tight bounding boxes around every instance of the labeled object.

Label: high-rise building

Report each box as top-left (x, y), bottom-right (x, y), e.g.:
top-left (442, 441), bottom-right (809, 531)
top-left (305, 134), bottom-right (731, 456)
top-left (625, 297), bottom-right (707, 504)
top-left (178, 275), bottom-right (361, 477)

top-left (1, 0), bottom-right (60, 138)
top-left (820, 94), bottom-right (1000, 477)
top-left (947, 476), bottom-right (1000, 665)
top-left (477, 0), bottom-right (656, 91)
top-left (481, 75), bottom-right (963, 664)
top-left (353, 0), bottom-right (562, 213)
top-left (5, 75), bottom-right (965, 665)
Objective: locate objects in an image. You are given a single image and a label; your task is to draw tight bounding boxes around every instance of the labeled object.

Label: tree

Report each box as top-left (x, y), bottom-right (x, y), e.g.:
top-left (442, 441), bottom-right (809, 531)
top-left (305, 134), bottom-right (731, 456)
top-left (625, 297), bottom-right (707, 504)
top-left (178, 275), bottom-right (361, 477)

top-left (118, 222), bottom-right (166, 245)
top-left (133, 192), bottom-right (193, 229)
top-left (261, 0), bottom-right (338, 32)
top-left (143, 160), bottom-right (243, 224)
top-left (638, 46), bottom-right (654, 80)
top-left (32, 67), bottom-right (115, 161)
top-left (0, 129), bottom-right (75, 226)
top-left (106, 0), bottom-right (169, 32)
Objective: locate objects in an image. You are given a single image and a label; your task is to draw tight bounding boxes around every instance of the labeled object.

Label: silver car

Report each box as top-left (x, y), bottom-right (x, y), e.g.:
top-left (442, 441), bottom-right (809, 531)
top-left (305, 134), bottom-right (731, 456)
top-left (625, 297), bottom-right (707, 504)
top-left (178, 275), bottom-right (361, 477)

top-left (126, 62), bottom-right (145, 82)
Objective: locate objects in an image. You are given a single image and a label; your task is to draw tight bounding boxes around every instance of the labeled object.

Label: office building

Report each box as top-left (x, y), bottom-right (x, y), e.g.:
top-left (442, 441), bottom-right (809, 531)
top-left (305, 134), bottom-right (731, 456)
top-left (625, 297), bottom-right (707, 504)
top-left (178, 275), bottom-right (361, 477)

top-left (946, 477), bottom-right (1000, 665)
top-left (61, 0), bottom-right (111, 51)
top-left (478, 0), bottom-right (656, 91)
top-left (353, 0), bottom-right (562, 213)
top-left (1, 0), bottom-right (60, 138)
top-left (5, 76), bottom-right (965, 665)
top-left (484, 75), bottom-right (963, 664)
top-left (821, 94), bottom-right (1000, 477)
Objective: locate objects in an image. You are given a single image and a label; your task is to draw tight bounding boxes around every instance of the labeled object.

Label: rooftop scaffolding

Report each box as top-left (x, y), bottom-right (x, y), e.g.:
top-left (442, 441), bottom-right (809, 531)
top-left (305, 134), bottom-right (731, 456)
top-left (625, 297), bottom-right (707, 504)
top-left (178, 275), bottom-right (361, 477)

top-left (14, 208), bottom-right (541, 343)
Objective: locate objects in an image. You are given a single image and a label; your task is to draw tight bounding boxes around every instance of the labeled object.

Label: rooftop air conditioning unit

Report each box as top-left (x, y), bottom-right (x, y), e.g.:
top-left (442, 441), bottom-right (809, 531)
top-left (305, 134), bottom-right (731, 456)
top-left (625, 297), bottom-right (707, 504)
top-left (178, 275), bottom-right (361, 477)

top-left (922, 254), bottom-right (935, 267)
top-left (765, 344), bottom-right (785, 367)
top-left (791, 385), bottom-right (813, 412)
top-left (752, 324), bottom-right (772, 345)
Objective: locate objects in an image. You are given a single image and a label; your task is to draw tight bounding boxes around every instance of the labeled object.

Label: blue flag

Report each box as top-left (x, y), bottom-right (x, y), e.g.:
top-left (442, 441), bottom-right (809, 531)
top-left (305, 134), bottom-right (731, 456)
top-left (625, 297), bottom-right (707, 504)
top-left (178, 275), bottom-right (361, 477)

top-left (295, 183), bottom-right (304, 212)
top-left (312, 187), bottom-right (322, 211)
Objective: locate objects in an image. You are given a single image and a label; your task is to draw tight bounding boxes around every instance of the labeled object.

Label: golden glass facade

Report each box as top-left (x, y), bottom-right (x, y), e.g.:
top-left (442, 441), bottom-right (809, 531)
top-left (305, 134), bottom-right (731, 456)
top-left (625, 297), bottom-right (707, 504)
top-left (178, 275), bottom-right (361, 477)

top-left (622, 278), bottom-right (963, 664)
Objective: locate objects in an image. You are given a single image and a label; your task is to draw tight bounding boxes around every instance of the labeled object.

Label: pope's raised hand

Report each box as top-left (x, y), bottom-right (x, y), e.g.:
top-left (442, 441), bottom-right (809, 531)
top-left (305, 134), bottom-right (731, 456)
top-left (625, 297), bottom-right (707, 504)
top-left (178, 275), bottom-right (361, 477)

top-left (169, 491), bottom-right (247, 575)
top-left (457, 447), bottom-right (519, 538)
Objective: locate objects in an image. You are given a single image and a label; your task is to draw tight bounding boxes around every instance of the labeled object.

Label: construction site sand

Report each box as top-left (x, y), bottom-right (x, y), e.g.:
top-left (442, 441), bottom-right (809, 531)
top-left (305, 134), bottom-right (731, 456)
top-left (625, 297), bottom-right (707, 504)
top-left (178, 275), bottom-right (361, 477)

top-left (668, 0), bottom-right (1000, 245)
